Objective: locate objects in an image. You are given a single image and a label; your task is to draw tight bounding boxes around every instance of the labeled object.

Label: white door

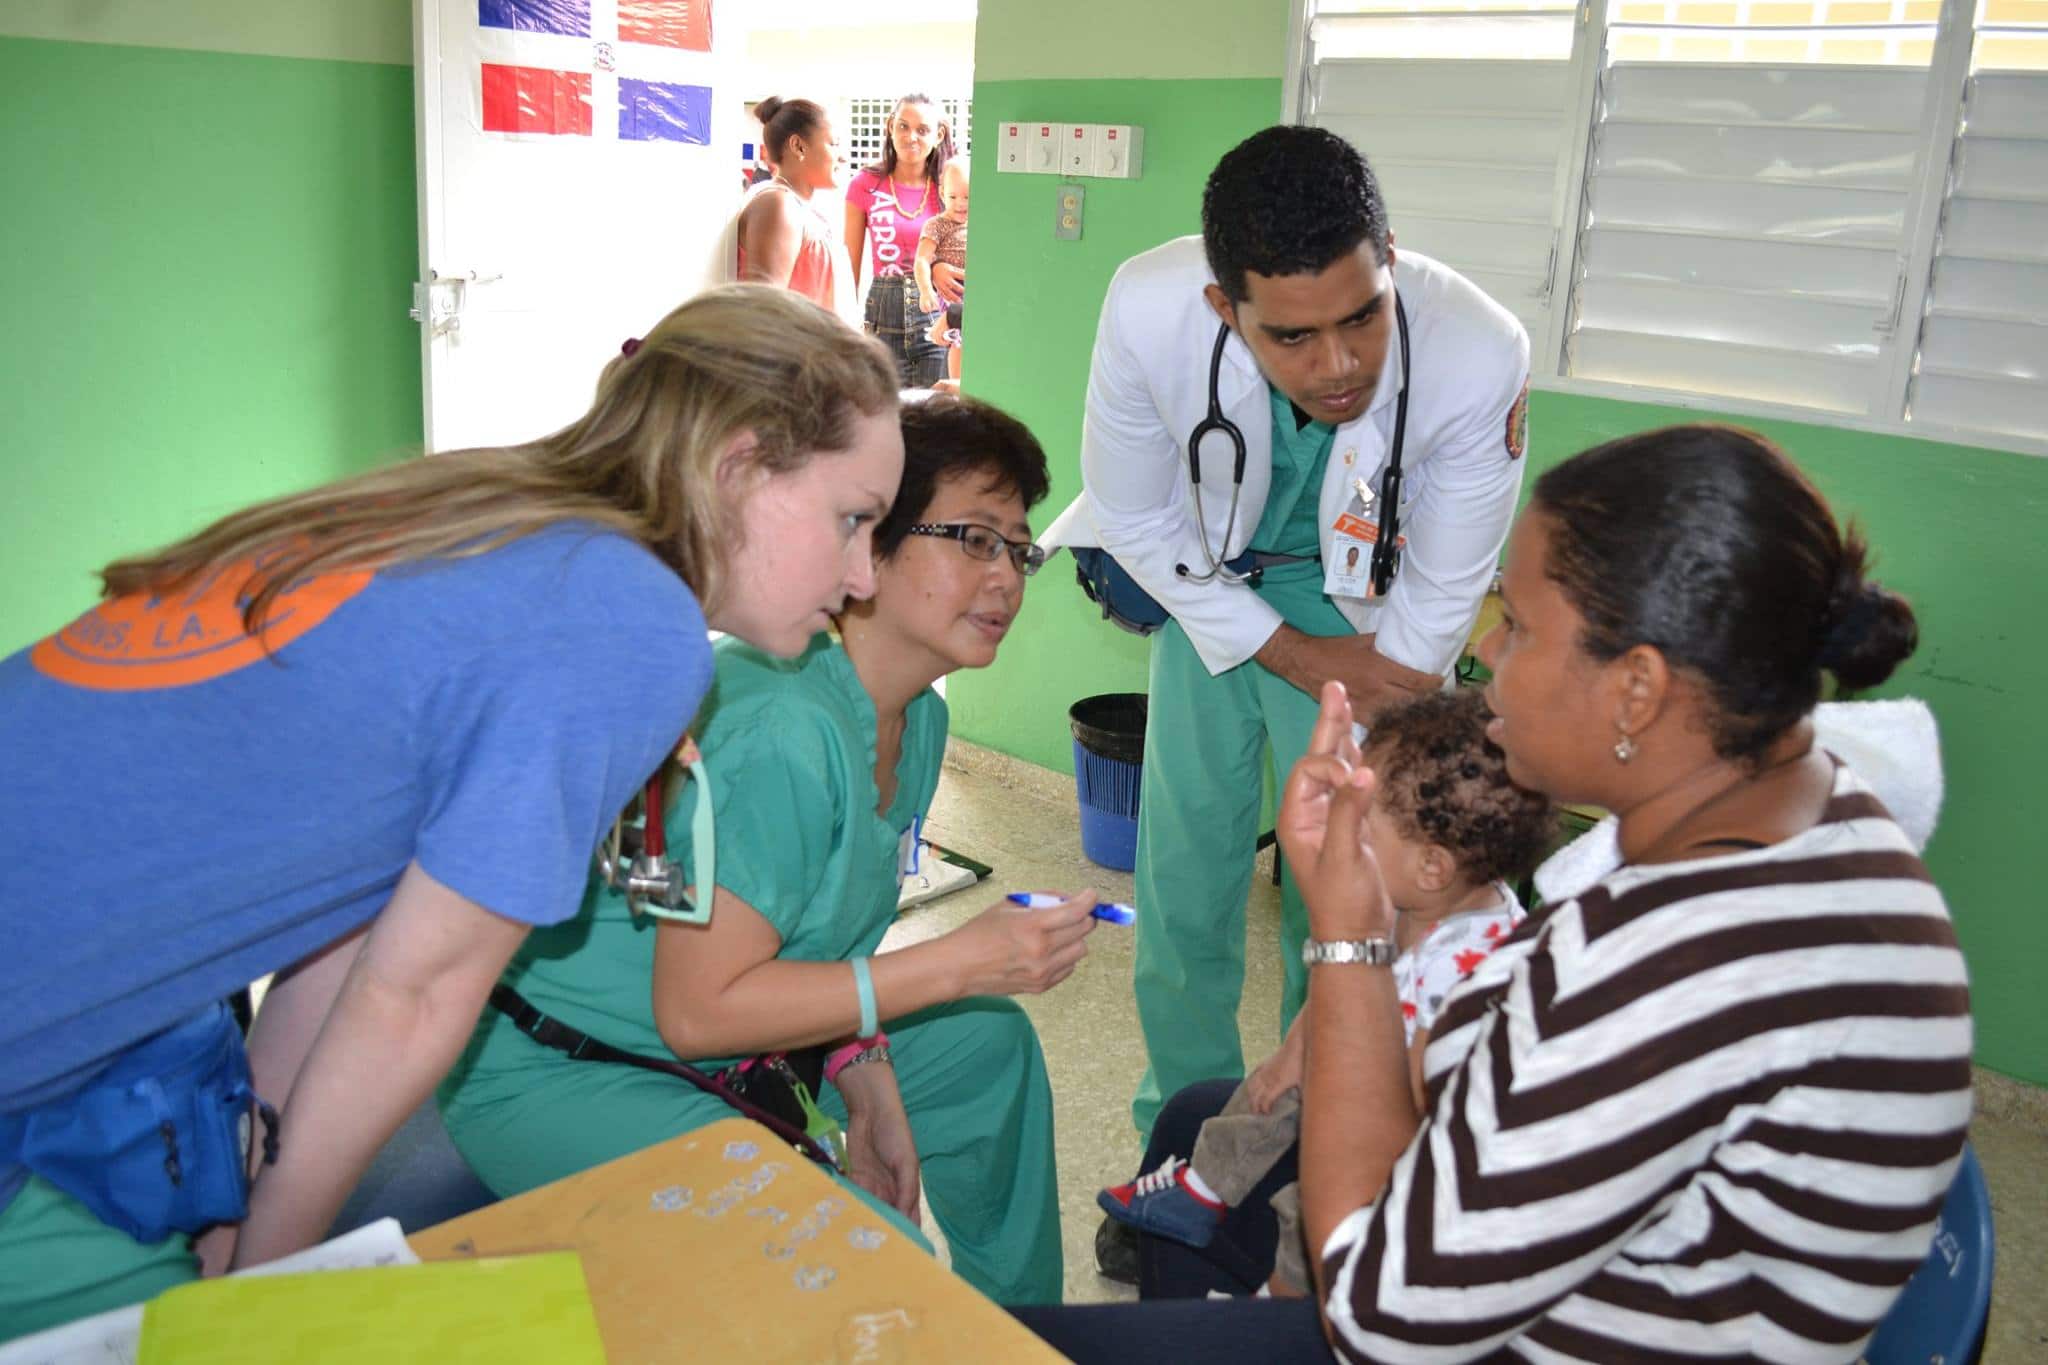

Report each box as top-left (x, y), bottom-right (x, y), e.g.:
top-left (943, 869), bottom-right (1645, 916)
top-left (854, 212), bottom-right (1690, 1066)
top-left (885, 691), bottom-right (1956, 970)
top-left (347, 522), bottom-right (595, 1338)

top-left (413, 0), bottom-right (742, 453)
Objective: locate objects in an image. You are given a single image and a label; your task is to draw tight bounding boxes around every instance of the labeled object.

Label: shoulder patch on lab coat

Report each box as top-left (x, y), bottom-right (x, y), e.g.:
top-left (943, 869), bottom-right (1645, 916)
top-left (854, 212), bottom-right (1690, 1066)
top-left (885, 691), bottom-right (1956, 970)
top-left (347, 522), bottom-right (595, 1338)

top-left (1506, 381), bottom-right (1529, 459)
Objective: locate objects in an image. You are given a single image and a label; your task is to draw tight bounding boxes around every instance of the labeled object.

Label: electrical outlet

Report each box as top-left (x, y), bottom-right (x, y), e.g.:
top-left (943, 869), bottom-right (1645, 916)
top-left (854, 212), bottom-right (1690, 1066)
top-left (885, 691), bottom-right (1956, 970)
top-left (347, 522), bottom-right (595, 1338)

top-left (1054, 183), bottom-right (1084, 241)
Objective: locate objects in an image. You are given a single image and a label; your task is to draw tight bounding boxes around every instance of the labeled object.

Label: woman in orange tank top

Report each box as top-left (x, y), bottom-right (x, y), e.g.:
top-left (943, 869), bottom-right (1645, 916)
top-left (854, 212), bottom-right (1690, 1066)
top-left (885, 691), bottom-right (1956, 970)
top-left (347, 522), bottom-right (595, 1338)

top-left (737, 97), bottom-right (859, 327)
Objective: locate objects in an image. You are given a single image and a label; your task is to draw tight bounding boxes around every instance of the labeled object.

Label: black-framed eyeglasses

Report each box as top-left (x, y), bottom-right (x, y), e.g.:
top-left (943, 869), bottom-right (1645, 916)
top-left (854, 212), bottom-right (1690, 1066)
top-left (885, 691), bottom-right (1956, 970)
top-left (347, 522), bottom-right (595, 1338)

top-left (904, 523), bottom-right (1047, 576)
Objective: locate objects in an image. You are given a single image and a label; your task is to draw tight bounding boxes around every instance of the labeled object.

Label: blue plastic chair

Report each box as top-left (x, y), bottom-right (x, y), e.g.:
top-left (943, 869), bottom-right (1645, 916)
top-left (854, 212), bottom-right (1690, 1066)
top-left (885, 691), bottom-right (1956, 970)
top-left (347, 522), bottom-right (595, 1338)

top-left (1866, 1143), bottom-right (1994, 1365)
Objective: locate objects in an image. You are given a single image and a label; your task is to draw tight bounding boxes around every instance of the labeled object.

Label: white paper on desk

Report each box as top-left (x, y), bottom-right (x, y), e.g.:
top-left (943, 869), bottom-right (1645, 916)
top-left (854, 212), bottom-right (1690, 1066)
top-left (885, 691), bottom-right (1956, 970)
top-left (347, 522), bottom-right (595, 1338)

top-left (0, 1218), bottom-right (418, 1365)
top-left (230, 1216), bottom-right (418, 1279)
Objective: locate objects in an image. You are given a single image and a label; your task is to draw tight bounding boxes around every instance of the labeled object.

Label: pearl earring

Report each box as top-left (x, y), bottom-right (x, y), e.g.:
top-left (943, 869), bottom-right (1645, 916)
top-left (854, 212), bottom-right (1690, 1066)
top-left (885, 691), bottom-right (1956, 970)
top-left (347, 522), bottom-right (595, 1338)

top-left (1613, 731), bottom-right (1636, 764)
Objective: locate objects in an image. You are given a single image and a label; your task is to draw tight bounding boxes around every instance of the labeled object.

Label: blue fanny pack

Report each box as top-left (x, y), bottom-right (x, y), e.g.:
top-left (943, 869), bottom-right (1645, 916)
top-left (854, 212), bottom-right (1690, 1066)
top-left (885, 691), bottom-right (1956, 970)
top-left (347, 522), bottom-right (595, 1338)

top-left (0, 1003), bottom-right (277, 1243)
top-left (1071, 547), bottom-right (1170, 635)
top-left (1071, 546), bottom-right (1277, 636)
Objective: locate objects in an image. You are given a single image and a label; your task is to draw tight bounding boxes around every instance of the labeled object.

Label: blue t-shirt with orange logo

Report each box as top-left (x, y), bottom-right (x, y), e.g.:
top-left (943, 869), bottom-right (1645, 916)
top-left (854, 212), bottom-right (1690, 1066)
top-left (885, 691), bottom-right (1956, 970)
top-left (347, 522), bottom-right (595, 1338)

top-left (0, 523), bottom-right (712, 1116)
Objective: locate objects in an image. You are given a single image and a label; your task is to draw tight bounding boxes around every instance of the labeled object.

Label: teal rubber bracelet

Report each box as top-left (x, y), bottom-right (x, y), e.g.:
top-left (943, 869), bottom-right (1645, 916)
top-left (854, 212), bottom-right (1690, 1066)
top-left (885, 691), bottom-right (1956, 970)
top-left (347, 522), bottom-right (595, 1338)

top-left (852, 956), bottom-right (878, 1040)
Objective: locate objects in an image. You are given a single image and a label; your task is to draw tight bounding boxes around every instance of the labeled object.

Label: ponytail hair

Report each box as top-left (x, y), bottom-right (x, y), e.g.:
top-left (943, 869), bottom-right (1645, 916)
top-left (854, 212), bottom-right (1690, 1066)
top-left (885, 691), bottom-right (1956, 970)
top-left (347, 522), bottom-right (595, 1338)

top-left (752, 94), bottom-right (828, 164)
top-left (1532, 424), bottom-right (1917, 763)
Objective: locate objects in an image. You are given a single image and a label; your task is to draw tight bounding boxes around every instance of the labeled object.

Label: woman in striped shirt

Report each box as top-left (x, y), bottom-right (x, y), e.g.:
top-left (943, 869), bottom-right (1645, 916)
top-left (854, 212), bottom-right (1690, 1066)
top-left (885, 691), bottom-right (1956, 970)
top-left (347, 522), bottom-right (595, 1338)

top-left (1018, 424), bottom-right (1970, 1363)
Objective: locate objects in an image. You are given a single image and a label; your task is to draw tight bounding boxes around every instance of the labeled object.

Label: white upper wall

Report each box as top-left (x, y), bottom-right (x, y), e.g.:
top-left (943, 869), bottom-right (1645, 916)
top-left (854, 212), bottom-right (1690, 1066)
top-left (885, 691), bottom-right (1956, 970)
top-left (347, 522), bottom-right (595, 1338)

top-left (743, 20), bottom-right (974, 102)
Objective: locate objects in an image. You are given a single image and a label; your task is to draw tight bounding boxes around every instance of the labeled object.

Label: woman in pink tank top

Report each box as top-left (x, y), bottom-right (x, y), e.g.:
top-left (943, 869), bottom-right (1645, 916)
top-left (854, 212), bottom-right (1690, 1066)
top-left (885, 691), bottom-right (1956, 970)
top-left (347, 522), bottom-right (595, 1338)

top-left (736, 96), bottom-right (857, 326)
top-left (844, 94), bottom-right (957, 387)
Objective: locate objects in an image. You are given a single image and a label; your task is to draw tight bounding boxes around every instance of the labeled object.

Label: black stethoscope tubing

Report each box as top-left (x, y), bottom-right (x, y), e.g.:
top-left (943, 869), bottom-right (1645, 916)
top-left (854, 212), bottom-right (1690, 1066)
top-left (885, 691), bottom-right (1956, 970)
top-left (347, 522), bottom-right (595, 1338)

top-left (1178, 294), bottom-right (1410, 596)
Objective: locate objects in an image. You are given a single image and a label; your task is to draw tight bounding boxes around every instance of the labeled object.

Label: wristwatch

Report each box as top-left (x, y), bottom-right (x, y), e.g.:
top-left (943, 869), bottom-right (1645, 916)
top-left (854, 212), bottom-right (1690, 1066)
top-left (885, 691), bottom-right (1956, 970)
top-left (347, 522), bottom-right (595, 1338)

top-left (1301, 937), bottom-right (1396, 967)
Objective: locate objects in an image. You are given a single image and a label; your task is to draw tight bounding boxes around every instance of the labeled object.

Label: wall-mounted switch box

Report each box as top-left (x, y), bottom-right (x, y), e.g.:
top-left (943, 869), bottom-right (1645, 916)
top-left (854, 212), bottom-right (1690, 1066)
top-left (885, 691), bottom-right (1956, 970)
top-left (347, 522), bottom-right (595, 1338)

top-left (1062, 123), bottom-right (1098, 178)
top-left (1026, 122), bottom-right (1062, 175)
top-left (1093, 124), bottom-right (1145, 179)
top-left (997, 122), bottom-right (1026, 173)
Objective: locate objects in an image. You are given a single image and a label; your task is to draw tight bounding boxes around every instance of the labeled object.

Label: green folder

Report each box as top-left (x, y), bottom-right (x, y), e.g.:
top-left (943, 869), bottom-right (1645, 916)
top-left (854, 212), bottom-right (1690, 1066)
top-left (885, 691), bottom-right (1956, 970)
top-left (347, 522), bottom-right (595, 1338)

top-left (138, 1251), bottom-right (607, 1363)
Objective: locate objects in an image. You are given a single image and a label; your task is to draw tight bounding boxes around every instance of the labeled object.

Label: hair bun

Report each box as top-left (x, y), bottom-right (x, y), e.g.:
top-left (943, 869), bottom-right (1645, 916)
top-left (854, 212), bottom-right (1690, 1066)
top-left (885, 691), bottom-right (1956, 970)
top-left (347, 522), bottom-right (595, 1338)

top-left (754, 95), bottom-right (784, 127)
top-left (1817, 548), bottom-right (1918, 691)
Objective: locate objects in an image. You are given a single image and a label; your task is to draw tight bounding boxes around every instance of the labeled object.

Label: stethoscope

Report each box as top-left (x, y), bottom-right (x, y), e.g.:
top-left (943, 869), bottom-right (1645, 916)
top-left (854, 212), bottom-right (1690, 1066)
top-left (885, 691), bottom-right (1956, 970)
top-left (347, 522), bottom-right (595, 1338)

top-left (1177, 293), bottom-right (1411, 598)
top-left (593, 738), bottom-right (717, 924)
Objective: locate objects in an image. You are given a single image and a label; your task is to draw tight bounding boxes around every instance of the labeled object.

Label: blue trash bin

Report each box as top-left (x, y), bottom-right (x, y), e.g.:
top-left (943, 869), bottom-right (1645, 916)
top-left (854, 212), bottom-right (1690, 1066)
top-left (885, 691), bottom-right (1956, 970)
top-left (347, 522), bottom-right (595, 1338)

top-left (1070, 693), bottom-right (1146, 872)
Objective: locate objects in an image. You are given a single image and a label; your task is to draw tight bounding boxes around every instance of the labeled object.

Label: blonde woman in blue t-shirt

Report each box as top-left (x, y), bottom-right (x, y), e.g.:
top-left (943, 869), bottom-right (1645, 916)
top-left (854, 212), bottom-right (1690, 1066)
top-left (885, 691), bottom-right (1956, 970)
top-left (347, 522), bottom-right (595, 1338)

top-left (0, 287), bottom-right (903, 1340)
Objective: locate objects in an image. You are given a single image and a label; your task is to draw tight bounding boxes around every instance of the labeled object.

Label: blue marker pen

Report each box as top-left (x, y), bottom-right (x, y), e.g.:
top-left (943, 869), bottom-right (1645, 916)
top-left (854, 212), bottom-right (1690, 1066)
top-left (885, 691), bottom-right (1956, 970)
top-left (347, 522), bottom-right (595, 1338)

top-left (1006, 892), bottom-right (1136, 925)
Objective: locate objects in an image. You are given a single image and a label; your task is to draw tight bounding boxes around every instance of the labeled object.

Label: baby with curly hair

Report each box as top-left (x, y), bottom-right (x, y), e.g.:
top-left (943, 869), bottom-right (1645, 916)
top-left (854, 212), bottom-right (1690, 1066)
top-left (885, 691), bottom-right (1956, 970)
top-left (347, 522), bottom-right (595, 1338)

top-left (1098, 689), bottom-right (1555, 1294)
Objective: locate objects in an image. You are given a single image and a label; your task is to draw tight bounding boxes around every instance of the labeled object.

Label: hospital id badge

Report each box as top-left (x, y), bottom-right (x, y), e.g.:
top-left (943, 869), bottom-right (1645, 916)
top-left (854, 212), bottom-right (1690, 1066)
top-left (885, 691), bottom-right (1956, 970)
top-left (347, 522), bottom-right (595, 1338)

top-left (1325, 481), bottom-right (1404, 600)
top-left (896, 814), bottom-right (924, 888)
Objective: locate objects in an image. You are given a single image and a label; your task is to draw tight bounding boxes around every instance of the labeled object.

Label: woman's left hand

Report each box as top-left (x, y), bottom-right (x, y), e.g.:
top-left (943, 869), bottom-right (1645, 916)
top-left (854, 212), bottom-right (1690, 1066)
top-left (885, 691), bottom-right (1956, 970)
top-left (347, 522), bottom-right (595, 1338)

top-left (836, 1061), bottom-right (922, 1223)
top-left (1277, 682), bottom-right (1394, 939)
top-left (931, 261), bottom-right (966, 305)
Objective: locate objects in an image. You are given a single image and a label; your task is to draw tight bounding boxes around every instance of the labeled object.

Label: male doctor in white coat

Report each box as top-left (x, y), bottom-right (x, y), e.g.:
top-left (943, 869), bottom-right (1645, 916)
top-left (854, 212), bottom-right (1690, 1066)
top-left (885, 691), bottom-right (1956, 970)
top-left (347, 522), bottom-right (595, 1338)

top-left (1042, 126), bottom-right (1531, 1200)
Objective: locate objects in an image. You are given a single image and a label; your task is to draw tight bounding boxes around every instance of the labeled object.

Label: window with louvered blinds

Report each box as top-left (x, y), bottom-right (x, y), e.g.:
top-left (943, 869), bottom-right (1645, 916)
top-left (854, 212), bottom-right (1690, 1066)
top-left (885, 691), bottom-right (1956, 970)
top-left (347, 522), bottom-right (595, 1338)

top-left (1904, 4), bottom-right (2048, 441)
top-left (1561, 6), bottom-right (1940, 416)
top-left (1287, 0), bottom-right (2046, 450)
top-left (1297, 1), bottom-right (1582, 345)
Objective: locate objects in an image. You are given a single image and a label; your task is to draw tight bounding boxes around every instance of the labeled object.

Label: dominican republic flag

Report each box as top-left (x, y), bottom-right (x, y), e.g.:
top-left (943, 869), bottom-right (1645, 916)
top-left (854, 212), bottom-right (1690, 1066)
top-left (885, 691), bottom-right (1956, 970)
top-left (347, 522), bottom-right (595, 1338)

top-left (475, 0), bottom-right (714, 144)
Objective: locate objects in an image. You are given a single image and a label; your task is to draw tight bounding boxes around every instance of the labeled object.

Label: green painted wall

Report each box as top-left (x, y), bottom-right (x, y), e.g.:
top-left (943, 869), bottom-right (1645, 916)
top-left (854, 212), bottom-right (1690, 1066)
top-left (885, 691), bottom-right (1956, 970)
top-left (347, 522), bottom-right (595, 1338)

top-left (0, 0), bottom-right (411, 65)
top-left (955, 75), bottom-right (1286, 752)
top-left (0, 35), bottom-right (421, 650)
top-left (955, 70), bottom-right (2047, 1085)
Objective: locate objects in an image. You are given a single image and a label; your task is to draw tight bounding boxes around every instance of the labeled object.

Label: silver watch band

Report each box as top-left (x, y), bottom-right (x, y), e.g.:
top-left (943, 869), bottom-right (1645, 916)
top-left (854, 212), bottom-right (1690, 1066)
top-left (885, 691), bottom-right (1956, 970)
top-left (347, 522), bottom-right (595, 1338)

top-left (1301, 937), bottom-right (1396, 967)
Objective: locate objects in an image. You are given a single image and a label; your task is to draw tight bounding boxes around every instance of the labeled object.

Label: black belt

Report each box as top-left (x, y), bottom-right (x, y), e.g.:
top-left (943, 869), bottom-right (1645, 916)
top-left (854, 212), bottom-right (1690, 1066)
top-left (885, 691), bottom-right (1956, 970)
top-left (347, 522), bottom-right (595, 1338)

top-left (487, 984), bottom-right (836, 1168)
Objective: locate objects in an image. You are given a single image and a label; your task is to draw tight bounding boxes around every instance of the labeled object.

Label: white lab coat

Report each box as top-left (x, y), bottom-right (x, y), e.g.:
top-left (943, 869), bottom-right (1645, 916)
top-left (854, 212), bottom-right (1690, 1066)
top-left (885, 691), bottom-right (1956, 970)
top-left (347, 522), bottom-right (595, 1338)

top-left (1042, 236), bottom-right (1530, 678)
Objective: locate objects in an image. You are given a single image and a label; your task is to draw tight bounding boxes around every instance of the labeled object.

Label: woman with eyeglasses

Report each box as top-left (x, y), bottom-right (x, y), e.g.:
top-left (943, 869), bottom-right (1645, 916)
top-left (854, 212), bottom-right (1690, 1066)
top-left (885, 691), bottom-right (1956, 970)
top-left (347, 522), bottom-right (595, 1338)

top-left (439, 393), bottom-right (1089, 1306)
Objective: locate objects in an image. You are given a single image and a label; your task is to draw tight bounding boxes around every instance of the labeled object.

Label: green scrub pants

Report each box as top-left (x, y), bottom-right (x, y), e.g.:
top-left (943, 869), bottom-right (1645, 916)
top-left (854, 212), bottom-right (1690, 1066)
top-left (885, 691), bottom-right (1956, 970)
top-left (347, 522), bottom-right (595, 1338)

top-left (1130, 562), bottom-right (1354, 1141)
top-left (0, 1176), bottom-right (199, 1341)
top-left (442, 995), bottom-right (1064, 1305)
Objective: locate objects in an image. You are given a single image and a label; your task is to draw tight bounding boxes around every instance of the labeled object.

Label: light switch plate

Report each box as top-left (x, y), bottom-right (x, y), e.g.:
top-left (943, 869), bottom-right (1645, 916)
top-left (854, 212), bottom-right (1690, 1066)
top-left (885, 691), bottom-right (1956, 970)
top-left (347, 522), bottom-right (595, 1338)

top-left (1026, 121), bottom-right (1062, 175)
top-left (1062, 123), bottom-right (1097, 178)
top-left (997, 121), bottom-right (1026, 173)
top-left (1092, 124), bottom-right (1145, 179)
top-left (1054, 183), bottom-right (1084, 240)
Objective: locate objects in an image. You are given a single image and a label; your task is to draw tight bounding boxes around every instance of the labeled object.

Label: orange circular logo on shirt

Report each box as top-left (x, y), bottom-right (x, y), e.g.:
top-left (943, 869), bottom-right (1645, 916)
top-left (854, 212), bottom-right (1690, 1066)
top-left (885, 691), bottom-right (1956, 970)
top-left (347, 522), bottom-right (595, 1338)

top-left (30, 551), bottom-right (373, 691)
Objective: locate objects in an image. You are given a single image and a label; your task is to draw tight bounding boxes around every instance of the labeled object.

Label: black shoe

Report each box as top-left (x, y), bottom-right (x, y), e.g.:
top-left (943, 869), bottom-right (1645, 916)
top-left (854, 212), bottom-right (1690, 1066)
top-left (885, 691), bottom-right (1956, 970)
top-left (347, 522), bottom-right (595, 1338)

top-left (1094, 1210), bottom-right (1140, 1285)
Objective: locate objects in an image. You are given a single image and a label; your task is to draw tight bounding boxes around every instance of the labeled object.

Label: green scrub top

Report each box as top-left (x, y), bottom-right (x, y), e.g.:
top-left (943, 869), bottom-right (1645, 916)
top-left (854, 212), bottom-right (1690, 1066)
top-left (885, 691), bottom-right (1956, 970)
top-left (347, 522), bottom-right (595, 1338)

top-left (1248, 385), bottom-right (1337, 561)
top-left (496, 632), bottom-right (948, 1072)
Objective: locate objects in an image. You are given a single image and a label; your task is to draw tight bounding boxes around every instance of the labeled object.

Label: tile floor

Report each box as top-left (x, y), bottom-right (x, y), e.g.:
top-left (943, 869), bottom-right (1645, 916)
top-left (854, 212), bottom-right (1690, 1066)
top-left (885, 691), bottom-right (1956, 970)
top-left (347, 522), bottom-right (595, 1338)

top-left (881, 740), bottom-right (2048, 1360)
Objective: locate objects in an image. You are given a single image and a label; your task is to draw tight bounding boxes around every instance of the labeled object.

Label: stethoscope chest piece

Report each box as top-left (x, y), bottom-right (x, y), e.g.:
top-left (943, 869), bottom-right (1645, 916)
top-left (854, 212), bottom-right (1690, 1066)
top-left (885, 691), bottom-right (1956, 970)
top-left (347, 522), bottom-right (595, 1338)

top-left (594, 742), bottom-right (717, 925)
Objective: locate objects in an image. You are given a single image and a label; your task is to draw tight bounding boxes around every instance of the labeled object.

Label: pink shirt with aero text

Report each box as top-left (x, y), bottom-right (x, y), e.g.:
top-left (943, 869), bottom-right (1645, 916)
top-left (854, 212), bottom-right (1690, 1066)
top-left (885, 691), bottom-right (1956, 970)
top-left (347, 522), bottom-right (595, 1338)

top-left (846, 167), bottom-right (943, 280)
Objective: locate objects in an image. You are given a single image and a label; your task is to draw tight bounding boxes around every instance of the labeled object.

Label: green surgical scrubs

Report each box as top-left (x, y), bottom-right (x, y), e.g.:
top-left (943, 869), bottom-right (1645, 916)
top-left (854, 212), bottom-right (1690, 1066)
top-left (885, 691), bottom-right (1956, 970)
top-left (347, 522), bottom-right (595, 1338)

top-left (1128, 388), bottom-right (1356, 1140)
top-left (0, 1176), bottom-right (198, 1340)
top-left (440, 634), bottom-right (1064, 1304)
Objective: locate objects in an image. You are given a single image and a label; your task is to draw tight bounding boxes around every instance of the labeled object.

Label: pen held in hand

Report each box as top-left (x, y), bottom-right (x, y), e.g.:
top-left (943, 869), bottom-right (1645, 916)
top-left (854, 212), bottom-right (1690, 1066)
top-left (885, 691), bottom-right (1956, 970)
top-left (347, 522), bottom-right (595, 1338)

top-left (1005, 892), bottom-right (1136, 925)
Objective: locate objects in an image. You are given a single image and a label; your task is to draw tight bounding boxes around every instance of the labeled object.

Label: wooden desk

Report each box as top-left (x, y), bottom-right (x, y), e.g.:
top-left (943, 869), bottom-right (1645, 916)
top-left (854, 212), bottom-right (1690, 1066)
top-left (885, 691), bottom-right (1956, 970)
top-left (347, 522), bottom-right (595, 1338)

top-left (410, 1118), bottom-right (1062, 1364)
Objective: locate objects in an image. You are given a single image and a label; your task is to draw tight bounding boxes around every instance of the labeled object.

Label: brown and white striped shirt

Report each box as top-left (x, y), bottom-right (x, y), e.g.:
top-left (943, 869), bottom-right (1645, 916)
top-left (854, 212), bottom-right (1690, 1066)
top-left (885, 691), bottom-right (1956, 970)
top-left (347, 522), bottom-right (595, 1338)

top-left (1319, 760), bottom-right (1973, 1363)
